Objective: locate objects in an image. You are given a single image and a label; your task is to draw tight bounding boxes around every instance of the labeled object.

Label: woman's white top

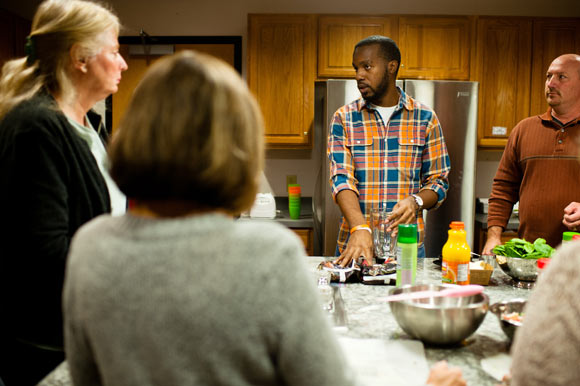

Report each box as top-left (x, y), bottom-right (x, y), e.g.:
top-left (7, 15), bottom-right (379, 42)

top-left (67, 116), bottom-right (126, 216)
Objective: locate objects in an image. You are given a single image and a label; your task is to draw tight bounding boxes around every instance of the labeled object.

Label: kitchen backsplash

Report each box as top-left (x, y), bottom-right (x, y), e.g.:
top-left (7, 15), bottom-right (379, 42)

top-left (264, 149), bottom-right (503, 199)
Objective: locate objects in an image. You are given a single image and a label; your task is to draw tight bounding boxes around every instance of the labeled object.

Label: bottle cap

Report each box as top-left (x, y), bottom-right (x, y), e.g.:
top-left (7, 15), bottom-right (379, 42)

top-left (537, 258), bottom-right (551, 270)
top-left (573, 235), bottom-right (580, 241)
top-left (562, 231), bottom-right (580, 241)
top-left (398, 223), bottom-right (417, 243)
top-left (450, 221), bottom-right (464, 230)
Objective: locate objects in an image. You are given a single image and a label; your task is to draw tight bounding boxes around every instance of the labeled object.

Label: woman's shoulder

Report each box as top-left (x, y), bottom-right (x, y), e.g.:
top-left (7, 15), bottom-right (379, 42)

top-left (219, 218), bottom-right (306, 261)
top-left (234, 219), bottom-right (301, 244)
top-left (546, 241), bottom-right (580, 275)
top-left (1, 93), bottom-right (65, 133)
top-left (72, 214), bottom-right (114, 240)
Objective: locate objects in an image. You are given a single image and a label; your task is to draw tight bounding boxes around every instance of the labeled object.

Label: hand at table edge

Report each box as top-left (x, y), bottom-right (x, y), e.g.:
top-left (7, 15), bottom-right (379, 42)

top-left (425, 360), bottom-right (466, 386)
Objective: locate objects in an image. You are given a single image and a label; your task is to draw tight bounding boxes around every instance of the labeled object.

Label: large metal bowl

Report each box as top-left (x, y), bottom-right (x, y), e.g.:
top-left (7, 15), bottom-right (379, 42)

top-left (496, 255), bottom-right (539, 282)
top-left (490, 299), bottom-right (526, 342)
top-left (388, 284), bottom-right (489, 346)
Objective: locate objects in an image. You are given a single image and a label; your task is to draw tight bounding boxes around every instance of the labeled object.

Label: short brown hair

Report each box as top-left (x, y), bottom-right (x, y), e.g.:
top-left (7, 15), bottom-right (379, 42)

top-left (109, 51), bottom-right (264, 214)
top-left (354, 35), bottom-right (401, 77)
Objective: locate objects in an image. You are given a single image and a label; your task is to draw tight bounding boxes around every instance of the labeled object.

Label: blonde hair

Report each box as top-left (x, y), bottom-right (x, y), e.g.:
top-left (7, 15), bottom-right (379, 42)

top-left (110, 51), bottom-right (265, 214)
top-left (0, 0), bottom-right (120, 119)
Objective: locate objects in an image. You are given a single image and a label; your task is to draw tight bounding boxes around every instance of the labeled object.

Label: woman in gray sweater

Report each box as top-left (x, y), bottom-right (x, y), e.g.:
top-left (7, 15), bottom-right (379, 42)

top-left (63, 50), bottom-right (464, 386)
top-left (510, 239), bottom-right (580, 385)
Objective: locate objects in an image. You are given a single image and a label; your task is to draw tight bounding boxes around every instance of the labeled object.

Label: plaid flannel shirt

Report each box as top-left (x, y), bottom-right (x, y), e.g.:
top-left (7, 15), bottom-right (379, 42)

top-left (327, 87), bottom-right (450, 255)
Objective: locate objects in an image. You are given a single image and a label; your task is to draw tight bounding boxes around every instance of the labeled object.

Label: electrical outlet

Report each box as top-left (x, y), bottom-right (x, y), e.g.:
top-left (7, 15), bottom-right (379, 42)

top-left (286, 174), bottom-right (297, 187)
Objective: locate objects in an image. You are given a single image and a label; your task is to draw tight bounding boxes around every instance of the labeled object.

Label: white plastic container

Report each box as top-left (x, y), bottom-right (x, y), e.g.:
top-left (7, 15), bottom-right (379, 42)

top-left (249, 193), bottom-right (276, 219)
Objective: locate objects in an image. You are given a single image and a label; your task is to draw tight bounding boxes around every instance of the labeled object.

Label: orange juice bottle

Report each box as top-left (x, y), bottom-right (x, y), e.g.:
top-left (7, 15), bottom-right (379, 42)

top-left (442, 221), bottom-right (471, 285)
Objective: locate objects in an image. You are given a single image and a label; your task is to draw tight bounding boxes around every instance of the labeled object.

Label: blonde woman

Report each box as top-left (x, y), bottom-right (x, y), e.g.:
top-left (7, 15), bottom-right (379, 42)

top-left (0, 0), bottom-right (127, 384)
top-left (62, 51), bottom-right (465, 386)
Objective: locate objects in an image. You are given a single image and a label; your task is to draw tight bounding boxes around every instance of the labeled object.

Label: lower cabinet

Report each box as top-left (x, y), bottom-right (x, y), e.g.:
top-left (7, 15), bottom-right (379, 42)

top-left (292, 228), bottom-right (314, 256)
top-left (474, 222), bottom-right (517, 253)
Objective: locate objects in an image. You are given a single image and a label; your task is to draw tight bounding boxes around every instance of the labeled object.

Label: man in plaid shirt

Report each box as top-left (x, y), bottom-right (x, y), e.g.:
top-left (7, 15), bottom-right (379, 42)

top-left (327, 35), bottom-right (450, 266)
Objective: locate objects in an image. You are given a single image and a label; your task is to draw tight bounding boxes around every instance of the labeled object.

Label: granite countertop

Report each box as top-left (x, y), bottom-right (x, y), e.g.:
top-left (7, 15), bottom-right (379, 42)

top-left (318, 257), bottom-right (531, 386)
top-left (40, 257), bottom-right (529, 386)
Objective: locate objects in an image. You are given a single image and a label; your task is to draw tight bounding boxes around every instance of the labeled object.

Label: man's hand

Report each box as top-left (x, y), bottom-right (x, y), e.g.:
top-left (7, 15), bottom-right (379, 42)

top-left (387, 196), bottom-right (418, 232)
top-left (335, 190), bottom-right (373, 267)
top-left (563, 202), bottom-right (580, 230)
top-left (426, 361), bottom-right (466, 386)
top-left (387, 191), bottom-right (438, 232)
top-left (333, 229), bottom-right (373, 267)
top-left (482, 225), bottom-right (503, 255)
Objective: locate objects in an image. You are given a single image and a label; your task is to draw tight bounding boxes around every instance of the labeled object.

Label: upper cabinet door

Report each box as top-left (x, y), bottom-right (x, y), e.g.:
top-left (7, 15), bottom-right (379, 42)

top-left (398, 16), bottom-right (473, 80)
top-left (474, 17), bottom-right (533, 148)
top-left (113, 41), bottom-right (239, 135)
top-left (529, 19), bottom-right (580, 117)
top-left (248, 14), bottom-right (317, 147)
top-left (317, 15), bottom-right (398, 78)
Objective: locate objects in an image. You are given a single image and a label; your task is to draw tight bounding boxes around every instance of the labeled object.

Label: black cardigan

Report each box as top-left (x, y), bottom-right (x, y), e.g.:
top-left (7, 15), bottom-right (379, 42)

top-left (0, 93), bottom-right (111, 347)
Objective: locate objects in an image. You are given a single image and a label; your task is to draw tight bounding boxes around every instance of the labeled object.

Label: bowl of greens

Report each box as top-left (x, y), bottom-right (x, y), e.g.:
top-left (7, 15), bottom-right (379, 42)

top-left (492, 238), bottom-right (554, 282)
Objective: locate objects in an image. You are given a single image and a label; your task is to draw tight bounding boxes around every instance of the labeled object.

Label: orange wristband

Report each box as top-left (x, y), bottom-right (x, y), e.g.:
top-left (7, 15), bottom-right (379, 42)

top-left (350, 224), bottom-right (372, 235)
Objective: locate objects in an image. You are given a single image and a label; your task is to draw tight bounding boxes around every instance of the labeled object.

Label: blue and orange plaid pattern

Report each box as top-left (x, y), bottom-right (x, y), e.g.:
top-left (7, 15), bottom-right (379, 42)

top-left (327, 87), bottom-right (450, 255)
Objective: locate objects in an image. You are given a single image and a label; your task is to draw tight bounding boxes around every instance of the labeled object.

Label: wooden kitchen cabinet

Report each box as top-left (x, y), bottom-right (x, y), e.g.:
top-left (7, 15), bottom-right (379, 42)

top-left (247, 14), bottom-right (579, 150)
top-left (317, 15), bottom-right (472, 80)
top-left (317, 15), bottom-right (398, 78)
top-left (293, 228), bottom-right (314, 256)
top-left (0, 9), bottom-right (30, 67)
top-left (398, 16), bottom-right (473, 80)
top-left (475, 230), bottom-right (518, 253)
top-left (529, 19), bottom-right (580, 117)
top-left (474, 220), bottom-right (518, 253)
top-left (112, 37), bottom-right (241, 134)
top-left (473, 17), bottom-right (533, 148)
top-left (248, 14), bottom-right (316, 148)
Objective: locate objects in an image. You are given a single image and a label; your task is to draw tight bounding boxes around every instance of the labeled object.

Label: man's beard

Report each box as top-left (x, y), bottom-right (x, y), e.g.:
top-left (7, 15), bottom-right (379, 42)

top-left (362, 74), bottom-right (389, 105)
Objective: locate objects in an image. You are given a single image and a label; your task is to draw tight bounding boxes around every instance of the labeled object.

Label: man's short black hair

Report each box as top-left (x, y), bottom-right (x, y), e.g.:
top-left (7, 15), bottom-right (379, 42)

top-left (354, 35), bottom-right (401, 76)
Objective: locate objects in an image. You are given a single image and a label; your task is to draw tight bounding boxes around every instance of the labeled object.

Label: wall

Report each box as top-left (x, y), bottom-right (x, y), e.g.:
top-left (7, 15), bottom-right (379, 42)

top-left (5, 0), bottom-right (580, 198)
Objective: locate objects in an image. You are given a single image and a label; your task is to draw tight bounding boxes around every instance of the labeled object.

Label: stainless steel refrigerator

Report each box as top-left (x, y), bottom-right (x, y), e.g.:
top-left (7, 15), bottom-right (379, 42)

top-left (313, 79), bottom-right (478, 257)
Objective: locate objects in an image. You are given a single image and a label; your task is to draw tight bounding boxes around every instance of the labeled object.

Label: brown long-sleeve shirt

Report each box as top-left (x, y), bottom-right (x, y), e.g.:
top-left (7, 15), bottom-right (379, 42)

top-left (487, 109), bottom-right (580, 248)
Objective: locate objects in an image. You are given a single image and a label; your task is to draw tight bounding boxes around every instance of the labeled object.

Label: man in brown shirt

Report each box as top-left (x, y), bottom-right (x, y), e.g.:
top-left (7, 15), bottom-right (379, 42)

top-left (483, 54), bottom-right (580, 253)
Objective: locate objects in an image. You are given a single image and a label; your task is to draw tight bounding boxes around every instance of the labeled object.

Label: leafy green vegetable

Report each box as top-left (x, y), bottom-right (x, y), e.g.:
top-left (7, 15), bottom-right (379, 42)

top-left (492, 237), bottom-right (554, 259)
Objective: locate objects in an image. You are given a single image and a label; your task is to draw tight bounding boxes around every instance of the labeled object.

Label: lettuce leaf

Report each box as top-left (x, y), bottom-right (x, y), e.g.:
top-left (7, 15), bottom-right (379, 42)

top-left (492, 237), bottom-right (554, 259)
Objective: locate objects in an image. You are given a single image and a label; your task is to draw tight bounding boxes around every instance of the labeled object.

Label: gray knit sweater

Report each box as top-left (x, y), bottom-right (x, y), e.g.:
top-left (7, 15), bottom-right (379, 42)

top-left (510, 240), bottom-right (580, 385)
top-left (63, 213), bottom-right (354, 386)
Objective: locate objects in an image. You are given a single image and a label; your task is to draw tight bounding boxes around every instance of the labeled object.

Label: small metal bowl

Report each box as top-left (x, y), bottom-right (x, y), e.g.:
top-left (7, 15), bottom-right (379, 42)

top-left (388, 284), bottom-right (489, 346)
top-left (490, 299), bottom-right (526, 342)
top-left (496, 255), bottom-right (540, 282)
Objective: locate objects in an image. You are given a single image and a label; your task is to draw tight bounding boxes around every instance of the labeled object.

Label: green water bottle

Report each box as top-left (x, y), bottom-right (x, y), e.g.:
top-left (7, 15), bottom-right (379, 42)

top-left (396, 224), bottom-right (418, 286)
top-left (562, 231), bottom-right (580, 244)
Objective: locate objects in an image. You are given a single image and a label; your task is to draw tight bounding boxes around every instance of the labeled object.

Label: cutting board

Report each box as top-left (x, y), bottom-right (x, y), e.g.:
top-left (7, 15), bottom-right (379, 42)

top-left (338, 337), bottom-right (429, 386)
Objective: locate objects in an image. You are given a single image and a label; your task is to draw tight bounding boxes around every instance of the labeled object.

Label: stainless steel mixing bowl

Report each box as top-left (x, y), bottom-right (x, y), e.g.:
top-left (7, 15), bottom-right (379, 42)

top-left (490, 299), bottom-right (526, 342)
top-left (496, 255), bottom-right (539, 282)
top-left (388, 284), bottom-right (489, 346)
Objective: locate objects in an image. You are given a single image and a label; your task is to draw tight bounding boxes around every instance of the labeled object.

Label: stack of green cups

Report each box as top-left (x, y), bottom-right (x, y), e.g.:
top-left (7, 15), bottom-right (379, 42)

top-left (288, 184), bottom-right (301, 220)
